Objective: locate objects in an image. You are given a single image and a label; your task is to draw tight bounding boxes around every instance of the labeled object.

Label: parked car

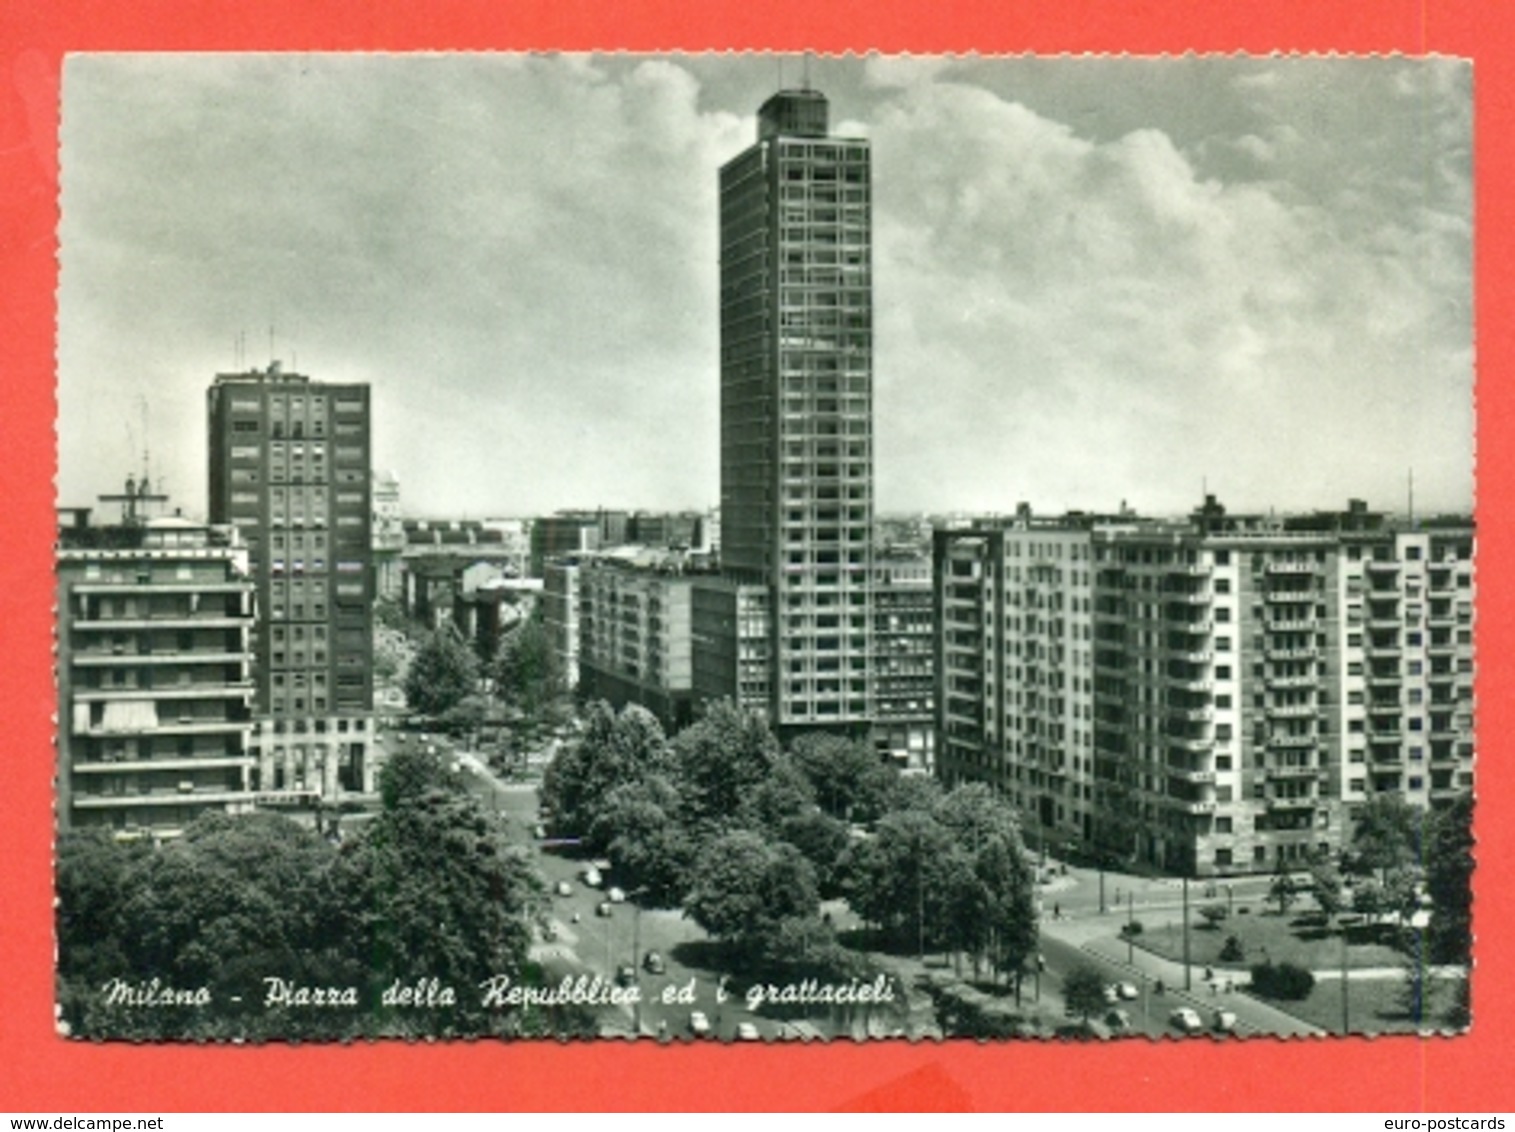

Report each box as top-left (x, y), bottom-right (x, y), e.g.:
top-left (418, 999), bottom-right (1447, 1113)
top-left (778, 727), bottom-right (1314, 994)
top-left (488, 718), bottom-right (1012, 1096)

top-left (1102, 984), bottom-right (1119, 1005)
top-left (643, 950), bottom-right (666, 974)
top-left (1213, 1008), bottom-right (1238, 1034)
top-left (735, 1022), bottom-right (761, 1041)
top-left (595, 900), bottom-right (613, 917)
top-left (1169, 1007), bottom-right (1204, 1035)
top-left (1105, 1009), bottom-right (1133, 1035)
top-left (615, 965), bottom-right (637, 988)
top-left (688, 1011), bottom-right (711, 1037)
top-left (554, 880), bottom-right (573, 897)
top-left (607, 886), bottom-right (626, 903)
top-left (581, 866), bottom-right (603, 888)
top-left (1116, 981), bottom-right (1139, 1001)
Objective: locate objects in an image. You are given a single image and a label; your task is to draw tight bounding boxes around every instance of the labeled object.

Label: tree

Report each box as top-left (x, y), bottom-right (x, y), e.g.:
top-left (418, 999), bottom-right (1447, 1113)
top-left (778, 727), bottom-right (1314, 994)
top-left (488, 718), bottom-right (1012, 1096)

top-left (493, 609), bottom-right (565, 728)
top-left (106, 813), bottom-right (350, 1039)
top-left (380, 740), bottom-right (454, 810)
top-left (1349, 793), bottom-right (1424, 882)
top-left (1062, 965), bottom-right (1108, 1024)
top-left (929, 785), bottom-right (1037, 982)
top-left (1309, 854), bottom-right (1346, 922)
top-left (405, 625), bottom-right (480, 717)
top-left (684, 830), bottom-right (819, 960)
top-left (1269, 859), bottom-right (1298, 915)
top-left (778, 808), bottom-right (852, 898)
top-left (735, 753), bottom-right (816, 831)
top-left (588, 774), bottom-right (693, 907)
top-left (788, 732), bottom-right (897, 823)
top-left (674, 700), bottom-right (784, 831)
top-left (329, 781), bottom-right (543, 1035)
top-left (539, 701), bottom-right (674, 838)
top-left (1198, 904), bottom-right (1229, 930)
top-left (842, 808), bottom-right (959, 953)
top-left (1424, 794), bottom-right (1473, 966)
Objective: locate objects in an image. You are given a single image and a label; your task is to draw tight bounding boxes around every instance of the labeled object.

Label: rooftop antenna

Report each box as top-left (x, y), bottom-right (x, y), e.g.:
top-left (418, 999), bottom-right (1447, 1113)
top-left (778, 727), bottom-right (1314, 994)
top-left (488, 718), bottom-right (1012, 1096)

top-left (139, 394), bottom-right (151, 494)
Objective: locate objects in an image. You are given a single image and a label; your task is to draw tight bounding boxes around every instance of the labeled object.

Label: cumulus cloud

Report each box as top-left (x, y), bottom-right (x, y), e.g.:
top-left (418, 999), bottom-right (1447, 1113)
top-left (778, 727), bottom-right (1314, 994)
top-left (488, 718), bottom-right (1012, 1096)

top-left (869, 73), bottom-right (1471, 514)
top-left (58, 55), bottom-right (1471, 521)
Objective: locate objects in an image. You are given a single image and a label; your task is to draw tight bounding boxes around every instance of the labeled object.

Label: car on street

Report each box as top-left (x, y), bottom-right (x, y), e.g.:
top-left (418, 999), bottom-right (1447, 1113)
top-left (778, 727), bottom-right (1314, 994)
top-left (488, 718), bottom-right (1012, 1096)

top-left (1104, 1009), bottom-right (1133, 1035)
top-left (607, 886), bottom-right (626, 903)
top-left (1169, 1007), bottom-right (1204, 1035)
top-left (643, 950), bottom-right (666, 974)
top-left (1213, 1008), bottom-right (1238, 1034)
top-left (688, 1011), bottom-right (711, 1037)
top-left (615, 965), bottom-right (637, 988)
top-left (554, 880), bottom-right (573, 897)
top-left (595, 900), bottom-right (613, 917)
top-left (1102, 984), bottom-right (1119, 1005)
top-left (581, 866), bottom-right (603, 888)
top-left (735, 1022), bottom-right (761, 1041)
top-left (1116, 981), bottom-right (1139, 1001)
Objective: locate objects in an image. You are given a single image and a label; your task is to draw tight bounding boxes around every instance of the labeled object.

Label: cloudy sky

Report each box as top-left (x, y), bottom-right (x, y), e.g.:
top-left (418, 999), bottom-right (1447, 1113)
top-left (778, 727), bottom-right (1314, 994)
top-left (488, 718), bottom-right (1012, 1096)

top-left (58, 53), bottom-right (1472, 520)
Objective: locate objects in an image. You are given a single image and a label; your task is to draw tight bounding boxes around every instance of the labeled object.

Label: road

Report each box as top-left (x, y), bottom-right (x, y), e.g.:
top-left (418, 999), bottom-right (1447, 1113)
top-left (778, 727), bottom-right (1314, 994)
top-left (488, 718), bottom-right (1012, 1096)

top-left (1035, 858), bottom-right (1324, 1037)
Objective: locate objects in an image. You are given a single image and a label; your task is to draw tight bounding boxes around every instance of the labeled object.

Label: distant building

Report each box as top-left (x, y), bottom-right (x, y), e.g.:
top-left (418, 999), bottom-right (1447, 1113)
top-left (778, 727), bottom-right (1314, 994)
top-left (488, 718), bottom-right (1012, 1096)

top-left (627, 510), bottom-right (705, 550)
top-left (207, 363), bottom-right (376, 799)
top-left (372, 471), bottom-right (404, 601)
top-left (57, 508), bottom-right (258, 837)
top-left (542, 556), bottom-right (584, 691)
top-left (934, 500), bottom-right (1475, 876)
top-left (577, 547), bottom-right (700, 729)
top-left (529, 510), bottom-right (629, 577)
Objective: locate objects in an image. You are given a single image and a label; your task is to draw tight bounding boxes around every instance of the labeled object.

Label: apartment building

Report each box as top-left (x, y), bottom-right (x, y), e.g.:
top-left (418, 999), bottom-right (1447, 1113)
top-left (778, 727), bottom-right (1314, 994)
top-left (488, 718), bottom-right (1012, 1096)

top-left (207, 363), bottom-right (375, 799)
top-left (57, 510), bottom-right (258, 836)
top-left (935, 501), bottom-right (1474, 876)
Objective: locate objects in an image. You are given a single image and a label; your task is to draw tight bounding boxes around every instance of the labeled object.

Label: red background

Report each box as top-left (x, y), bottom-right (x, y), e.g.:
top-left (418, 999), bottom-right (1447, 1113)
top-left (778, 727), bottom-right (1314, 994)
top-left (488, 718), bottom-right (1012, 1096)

top-left (2, 1), bottom-right (1509, 1113)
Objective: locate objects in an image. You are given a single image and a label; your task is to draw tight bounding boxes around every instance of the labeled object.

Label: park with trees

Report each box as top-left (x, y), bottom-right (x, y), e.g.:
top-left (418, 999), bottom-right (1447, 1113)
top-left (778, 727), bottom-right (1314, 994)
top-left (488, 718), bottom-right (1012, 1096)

top-left (538, 699), bottom-right (1041, 1015)
top-left (56, 743), bottom-right (556, 1040)
top-left (1131, 792), bottom-right (1473, 1032)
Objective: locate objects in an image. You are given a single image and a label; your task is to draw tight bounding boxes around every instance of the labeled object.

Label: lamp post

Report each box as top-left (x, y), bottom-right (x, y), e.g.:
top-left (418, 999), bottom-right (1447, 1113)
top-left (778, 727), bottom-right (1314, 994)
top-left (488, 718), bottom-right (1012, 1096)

top-left (1182, 874), bottom-right (1192, 992)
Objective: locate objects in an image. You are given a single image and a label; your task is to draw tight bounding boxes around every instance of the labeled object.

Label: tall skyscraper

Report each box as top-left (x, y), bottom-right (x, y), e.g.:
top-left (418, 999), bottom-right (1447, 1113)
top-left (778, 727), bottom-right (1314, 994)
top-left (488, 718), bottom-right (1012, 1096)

top-left (711, 88), bottom-right (875, 732)
top-left (207, 362), bottom-right (376, 800)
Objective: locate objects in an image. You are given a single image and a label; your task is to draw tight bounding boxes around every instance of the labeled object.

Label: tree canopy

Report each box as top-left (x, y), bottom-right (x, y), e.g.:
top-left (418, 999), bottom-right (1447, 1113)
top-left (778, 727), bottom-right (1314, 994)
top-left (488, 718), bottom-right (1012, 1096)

top-left (404, 625), bottom-right (480, 717)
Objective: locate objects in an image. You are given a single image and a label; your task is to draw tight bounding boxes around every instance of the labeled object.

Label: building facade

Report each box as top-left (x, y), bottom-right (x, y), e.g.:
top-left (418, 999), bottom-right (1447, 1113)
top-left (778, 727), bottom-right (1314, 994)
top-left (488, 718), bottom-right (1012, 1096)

top-left (576, 549), bottom-right (699, 730)
top-left (207, 364), bottom-right (376, 799)
top-left (715, 87), bottom-right (875, 735)
top-left (872, 551), bottom-right (936, 773)
top-left (57, 514), bottom-right (258, 837)
top-left (935, 502), bottom-right (1474, 876)
top-left (372, 470), bottom-right (405, 602)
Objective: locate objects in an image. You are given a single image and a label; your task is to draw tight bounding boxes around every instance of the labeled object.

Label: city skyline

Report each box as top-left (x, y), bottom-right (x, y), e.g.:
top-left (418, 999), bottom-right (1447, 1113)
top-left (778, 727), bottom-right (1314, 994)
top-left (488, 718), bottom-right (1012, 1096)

top-left (59, 54), bottom-right (1472, 520)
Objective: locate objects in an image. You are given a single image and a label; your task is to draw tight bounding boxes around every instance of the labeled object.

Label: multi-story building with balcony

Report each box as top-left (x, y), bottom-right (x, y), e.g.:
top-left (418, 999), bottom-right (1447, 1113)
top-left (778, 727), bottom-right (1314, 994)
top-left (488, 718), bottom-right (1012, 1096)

top-left (872, 550), bottom-right (935, 772)
top-left (935, 517), bottom-right (1099, 850)
top-left (57, 509), bottom-right (258, 837)
top-left (576, 548), bottom-right (698, 730)
top-left (935, 499), bottom-right (1474, 876)
top-left (207, 363), bottom-right (375, 800)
